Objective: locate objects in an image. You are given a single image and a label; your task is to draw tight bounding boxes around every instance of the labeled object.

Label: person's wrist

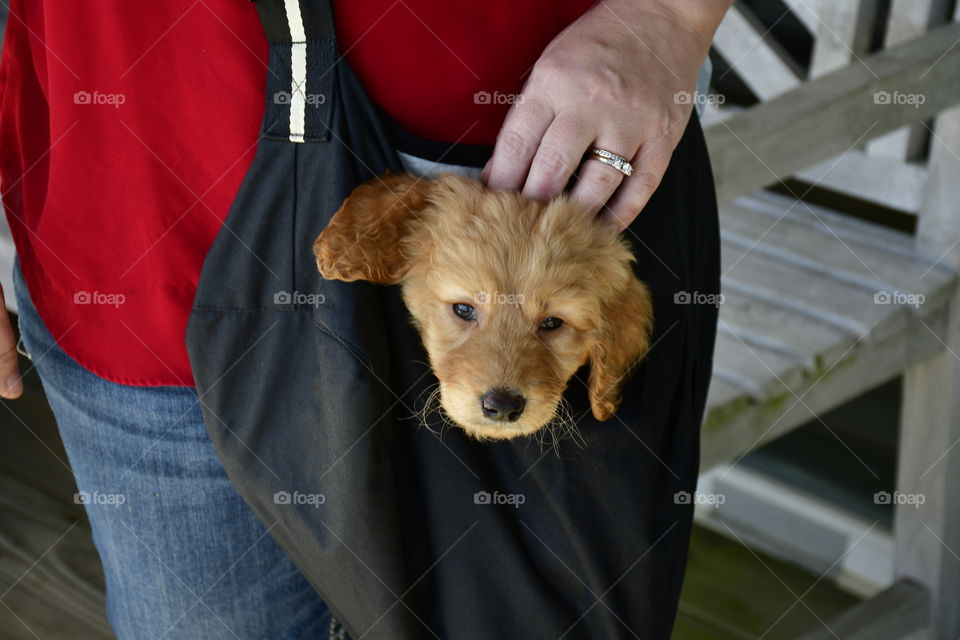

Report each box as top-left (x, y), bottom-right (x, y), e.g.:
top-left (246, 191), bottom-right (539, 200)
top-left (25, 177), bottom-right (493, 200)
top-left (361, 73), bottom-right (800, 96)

top-left (598, 0), bottom-right (731, 62)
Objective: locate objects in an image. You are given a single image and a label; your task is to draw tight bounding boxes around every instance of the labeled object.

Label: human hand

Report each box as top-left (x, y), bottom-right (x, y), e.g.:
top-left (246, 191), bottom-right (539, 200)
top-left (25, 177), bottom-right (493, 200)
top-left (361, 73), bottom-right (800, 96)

top-left (482, 0), bottom-right (730, 229)
top-left (0, 286), bottom-right (22, 399)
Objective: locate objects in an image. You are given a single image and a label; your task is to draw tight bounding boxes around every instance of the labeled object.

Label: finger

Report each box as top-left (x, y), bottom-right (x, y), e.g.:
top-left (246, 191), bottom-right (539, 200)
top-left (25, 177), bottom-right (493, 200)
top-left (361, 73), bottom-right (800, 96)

top-left (485, 99), bottom-right (554, 191)
top-left (568, 137), bottom-right (637, 215)
top-left (600, 139), bottom-right (673, 230)
top-left (0, 288), bottom-right (22, 399)
top-left (521, 113), bottom-right (595, 202)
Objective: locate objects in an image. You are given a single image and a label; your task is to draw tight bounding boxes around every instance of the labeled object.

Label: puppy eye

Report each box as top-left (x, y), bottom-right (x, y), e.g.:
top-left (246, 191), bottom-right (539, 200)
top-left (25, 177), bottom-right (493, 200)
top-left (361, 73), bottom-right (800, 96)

top-left (453, 303), bottom-right (477, 321)
top-left (540, 317), bottom-right (564, 331)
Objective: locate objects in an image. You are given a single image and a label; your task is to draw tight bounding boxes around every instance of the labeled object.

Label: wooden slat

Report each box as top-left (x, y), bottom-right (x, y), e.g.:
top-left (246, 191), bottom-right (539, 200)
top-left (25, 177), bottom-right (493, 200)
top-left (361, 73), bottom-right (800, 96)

top-left (704, 376), bottom-right (746, 416)
top-left (714, 289), bottom-right (854, 371)
top-left (797, 579), bottom-right (928, 640)
top-left (795, 149), bottom-right (928, 214)
top-left (720, 199), bottom-right (954, 295)
top-left (883, 0), bottom-right (953, 45)
top-left (809, 0), bottom-right (879, 78)
top-left (700, 464), bottom-right (896, 595)
top-left (701, 297), bottom-right (949, 469)
top-left (712, 329), bottom-right (808, 401)
top-left (699, 103), bottom-right (739, 128)
top-left (743, 191), bottom-right (922, 255)
top-left (701, 190), bottom-right (959, 469)
top-left (867, 0), bottom-right (953, 160)
top-left (720, 236), bottom-right (910, 343)
top-left (783, 0), bottom-right (821, 34)
top-left (705, 22), bottom-right (960, 205)
top-left (712, 4), bottom-right (803, 100)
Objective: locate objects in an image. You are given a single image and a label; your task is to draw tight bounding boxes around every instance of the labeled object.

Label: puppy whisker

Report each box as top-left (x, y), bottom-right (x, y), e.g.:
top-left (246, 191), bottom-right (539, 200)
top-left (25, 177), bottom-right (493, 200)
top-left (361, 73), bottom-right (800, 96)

top-left (412, 382), bottom-right (462, 439)
top-left (412, 382), bottom-right (443, 434)
top-left (539, 397), bottom-right (586, 454)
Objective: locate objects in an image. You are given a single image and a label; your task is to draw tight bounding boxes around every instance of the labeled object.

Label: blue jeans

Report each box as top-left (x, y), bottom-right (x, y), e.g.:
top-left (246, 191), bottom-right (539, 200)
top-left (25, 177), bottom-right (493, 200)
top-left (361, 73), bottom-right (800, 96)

top-left (13, 259), bottom-right (344, 639)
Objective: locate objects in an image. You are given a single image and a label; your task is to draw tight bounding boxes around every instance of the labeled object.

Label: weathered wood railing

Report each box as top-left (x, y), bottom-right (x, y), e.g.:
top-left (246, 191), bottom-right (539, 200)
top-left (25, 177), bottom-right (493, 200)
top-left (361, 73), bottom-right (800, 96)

top-left (706, 21), bottom-right (960, 206)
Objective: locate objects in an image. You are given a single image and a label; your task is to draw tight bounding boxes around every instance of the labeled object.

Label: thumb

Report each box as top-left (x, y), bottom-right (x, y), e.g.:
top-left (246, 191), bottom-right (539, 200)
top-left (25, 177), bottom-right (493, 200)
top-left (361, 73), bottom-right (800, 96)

top-left (0, 286), bottom-right (23, 399)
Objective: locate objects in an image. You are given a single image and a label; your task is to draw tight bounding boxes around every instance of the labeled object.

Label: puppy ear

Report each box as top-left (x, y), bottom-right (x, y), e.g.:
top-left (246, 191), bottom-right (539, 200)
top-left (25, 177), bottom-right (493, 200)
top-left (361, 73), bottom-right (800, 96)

top-left (314, 173), bottom-right (433, 283)
top-left (588, 277), bottom-right (654, 421)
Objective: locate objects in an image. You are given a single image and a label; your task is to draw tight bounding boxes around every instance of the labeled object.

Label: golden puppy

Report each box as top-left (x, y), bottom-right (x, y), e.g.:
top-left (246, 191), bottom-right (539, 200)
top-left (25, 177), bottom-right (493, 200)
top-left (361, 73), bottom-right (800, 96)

top-left (313, 173), bottom-right (653, 440)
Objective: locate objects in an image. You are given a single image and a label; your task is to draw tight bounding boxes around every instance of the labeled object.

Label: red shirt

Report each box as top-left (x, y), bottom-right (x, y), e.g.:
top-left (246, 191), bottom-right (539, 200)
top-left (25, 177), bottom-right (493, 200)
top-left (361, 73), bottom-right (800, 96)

top-left (0, 1), bottom-right (594, 386)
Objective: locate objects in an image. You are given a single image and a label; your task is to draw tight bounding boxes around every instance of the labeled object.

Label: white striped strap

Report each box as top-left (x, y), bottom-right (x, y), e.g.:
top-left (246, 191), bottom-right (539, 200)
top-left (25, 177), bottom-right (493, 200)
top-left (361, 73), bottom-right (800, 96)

top-left (253, 0), bottom-right (335, 143)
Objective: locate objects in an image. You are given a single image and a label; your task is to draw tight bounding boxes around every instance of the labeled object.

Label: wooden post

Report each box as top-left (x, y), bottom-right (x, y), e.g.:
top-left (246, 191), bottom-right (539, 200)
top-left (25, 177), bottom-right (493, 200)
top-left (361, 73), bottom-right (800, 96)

top-left (894, 53), bottom-right (960, 638)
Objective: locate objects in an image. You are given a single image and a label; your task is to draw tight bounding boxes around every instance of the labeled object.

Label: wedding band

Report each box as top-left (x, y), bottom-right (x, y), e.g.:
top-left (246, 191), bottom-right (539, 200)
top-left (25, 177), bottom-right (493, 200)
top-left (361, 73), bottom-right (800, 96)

top-left (588, 148), bottom-right (633, 177)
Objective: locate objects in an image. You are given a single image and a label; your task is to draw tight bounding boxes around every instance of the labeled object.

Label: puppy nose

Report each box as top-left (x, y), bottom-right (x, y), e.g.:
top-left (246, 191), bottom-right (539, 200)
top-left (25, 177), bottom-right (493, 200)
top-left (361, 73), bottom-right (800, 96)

top-left (480, 389), bottom-right (525, 422)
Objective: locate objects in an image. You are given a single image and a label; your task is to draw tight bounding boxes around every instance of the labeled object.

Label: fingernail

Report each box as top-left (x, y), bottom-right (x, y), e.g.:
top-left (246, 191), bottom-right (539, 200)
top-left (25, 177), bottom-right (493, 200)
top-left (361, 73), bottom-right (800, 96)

top-left (6, 374), bottom-right (21, 394)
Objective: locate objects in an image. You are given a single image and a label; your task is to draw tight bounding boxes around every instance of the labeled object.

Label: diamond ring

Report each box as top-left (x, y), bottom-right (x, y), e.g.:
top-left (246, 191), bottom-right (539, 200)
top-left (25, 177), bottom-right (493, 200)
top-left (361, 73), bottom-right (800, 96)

top-left (587, 148), bottom-right (633, 177)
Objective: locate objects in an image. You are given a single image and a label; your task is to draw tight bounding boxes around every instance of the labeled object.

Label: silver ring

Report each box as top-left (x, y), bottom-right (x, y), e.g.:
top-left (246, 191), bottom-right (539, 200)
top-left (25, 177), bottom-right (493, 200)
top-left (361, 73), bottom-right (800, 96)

top-left (588, 148), bottom-right (633, 177)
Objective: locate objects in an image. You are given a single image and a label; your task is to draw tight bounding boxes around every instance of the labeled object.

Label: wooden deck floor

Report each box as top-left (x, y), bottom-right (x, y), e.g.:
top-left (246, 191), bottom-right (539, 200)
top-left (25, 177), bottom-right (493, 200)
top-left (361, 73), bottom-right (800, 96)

top-left (675, 527), bottom-right (860, 639)
top-left (0, 334), bottom-right (860, 640)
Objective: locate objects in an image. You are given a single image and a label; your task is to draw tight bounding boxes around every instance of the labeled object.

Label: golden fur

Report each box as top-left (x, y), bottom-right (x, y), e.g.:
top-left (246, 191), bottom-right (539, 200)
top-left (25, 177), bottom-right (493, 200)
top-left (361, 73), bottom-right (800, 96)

top-left (313, 173), bottom-right (653, 440)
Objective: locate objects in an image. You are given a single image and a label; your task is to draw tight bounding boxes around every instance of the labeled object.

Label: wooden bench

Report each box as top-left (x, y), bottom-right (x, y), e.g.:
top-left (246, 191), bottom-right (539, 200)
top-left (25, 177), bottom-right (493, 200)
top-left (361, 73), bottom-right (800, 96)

top-left (702, 190), bottom-right (956, 468)
top-left (700, 3), bottom-right (960, 639)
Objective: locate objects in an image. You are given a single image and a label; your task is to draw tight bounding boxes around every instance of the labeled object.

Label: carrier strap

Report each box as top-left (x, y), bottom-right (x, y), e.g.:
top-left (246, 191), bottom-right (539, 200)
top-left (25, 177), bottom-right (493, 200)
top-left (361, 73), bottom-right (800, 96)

top-left (253, 0), bottom-right (336, 143)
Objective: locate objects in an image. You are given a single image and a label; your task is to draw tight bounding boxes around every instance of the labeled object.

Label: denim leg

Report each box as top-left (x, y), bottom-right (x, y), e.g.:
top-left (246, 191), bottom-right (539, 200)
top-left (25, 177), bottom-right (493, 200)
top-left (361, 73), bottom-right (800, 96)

top-left (12, 261), bottom-right (340, 640)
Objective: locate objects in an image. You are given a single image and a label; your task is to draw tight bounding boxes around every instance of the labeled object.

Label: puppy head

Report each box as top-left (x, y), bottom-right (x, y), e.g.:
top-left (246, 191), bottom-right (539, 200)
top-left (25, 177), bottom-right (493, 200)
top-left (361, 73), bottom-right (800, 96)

top-left (314, 173), bottom-right (653, 440)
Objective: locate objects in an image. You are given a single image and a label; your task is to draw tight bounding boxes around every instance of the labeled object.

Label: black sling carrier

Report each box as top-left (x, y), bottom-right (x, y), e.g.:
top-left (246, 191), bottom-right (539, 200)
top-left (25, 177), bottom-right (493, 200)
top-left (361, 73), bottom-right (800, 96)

top-left (186, 1), bottom-right (721, 637)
